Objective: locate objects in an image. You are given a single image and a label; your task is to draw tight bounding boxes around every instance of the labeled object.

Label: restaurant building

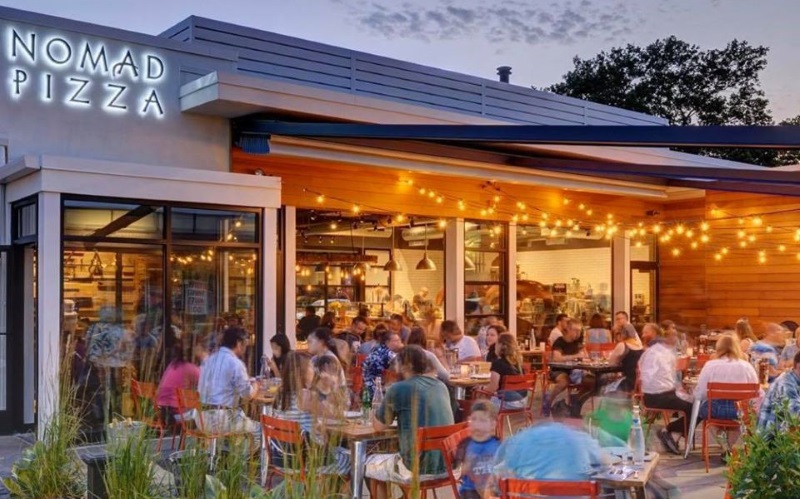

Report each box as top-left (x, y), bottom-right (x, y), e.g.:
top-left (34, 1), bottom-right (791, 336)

top-left (0, 6), bottom-right (797, 434)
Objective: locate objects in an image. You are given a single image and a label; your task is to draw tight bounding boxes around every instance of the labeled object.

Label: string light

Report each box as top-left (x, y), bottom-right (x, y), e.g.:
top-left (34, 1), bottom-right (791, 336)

top-left (700, 221), bottom-right (710, 231)
top-left (671, 248), bottom-right (681, 257)
top-left (316, 195), bottom-right (325, 204)
top-left (779, 244), bottom-right (787, 252)
top-left (714, 253), bottom-right (722, 261)
top-left (753, 217), bottom-right (763, 226)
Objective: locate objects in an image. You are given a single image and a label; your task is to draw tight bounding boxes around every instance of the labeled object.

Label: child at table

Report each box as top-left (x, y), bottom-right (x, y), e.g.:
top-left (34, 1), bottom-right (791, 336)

top-left (455, 399), bottom-right (502, 499)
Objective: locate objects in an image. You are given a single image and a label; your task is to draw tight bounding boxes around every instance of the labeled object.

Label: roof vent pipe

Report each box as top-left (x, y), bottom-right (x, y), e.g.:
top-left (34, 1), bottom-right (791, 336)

top-left (497, 66), bottom-right (512, 83)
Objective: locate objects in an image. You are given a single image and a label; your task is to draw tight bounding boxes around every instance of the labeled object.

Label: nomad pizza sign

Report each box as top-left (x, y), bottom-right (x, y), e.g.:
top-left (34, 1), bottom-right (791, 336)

top-left (3, 25), bottom-right (167, 118)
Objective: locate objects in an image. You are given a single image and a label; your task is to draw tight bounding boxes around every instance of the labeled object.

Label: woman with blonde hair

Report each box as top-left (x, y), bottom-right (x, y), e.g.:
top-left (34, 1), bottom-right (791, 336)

top-left (736, 318), bottom-right (758, 354)
top-left (694, 334), bottom-right (760, 456)
top-left (483, 333), bottom-right (526, 408)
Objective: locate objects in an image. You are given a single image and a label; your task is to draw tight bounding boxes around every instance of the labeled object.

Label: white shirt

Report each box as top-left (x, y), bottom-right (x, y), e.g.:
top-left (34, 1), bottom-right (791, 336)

top-left (548, 326), bottom-right (564, 346)
top-left (447, 335), bottom-right (481, 361)
top-left (198, 347), bottom-right (251, 407)
top-left (694, 358), bottom-right (759, 402)
top-left (638, 341), bottom-right (679, 394)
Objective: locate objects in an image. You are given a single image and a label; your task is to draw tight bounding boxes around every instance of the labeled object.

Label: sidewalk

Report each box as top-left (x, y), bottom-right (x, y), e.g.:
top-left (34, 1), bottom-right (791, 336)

top-left (0, 434), bottom-right (34, 497)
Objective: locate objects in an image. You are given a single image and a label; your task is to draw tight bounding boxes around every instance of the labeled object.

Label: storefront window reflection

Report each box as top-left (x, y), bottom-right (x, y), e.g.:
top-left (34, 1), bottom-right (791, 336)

top-left (515, 225), bottom-right (612, 338)
top-left (61, 199), bottom-right (260, 440)
top-left (465, 221), bottom-right (507, 335)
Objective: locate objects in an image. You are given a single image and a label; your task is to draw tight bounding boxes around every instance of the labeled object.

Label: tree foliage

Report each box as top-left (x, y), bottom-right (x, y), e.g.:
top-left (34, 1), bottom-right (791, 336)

top-left (547, 36), bottom-right (799, 166)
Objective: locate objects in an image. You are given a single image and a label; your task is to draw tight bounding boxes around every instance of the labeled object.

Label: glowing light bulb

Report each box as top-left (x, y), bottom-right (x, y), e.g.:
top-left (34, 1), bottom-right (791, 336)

top-left (316, 195), bottom-right (325, 204)
top-left (691, 241), bottom-right (698, 249)
top-left (563, 198), bottom-right (570, 205)
top-left (766, 225), bottom-right (773, 233)
top-left (700, 221), bottom-right (709, 231)
top-left (436, 196), bottom-right (443, 204)
top-left (494, 195), bottom-right (501, 203)
top-left (330, 222), bottom-right (338, 230)
top-left (671, 248), bottom-right (681, 257)
top-left (578, 203), bottom-right (585, 211)
top-left (700, 234), bottom-right (710, 243)
top-left (676, 225), bottom-right (685, 235)
top-left (738, 218), bottom-right (745, 225)
top-left (747, 234), bottom-right (756, 243)
top-left (438, 219), bottom-right (447, 228)
top-left (737, 230), bottom-right (746, 239)
top-left (753, 217), bottom-right (763, 226)
top-left (428, 191), bottom-right (435, 199)
top-left (352, 204), bottom-right (360, 214)
top-left (721, 247), bottom-right (729, 255)
top-left (395, 214), bottom-right (406, 222)
top-left (419, 188), bottom-right (426, 195)
top-left (714, 253), bottom-right (722, 261)
top-left (653, 224), bottom-right (662, 234)
top-left (586, 209), bottom-right (593, 216)
top-left (779, 244), bottom-right (786, 252)
top-left (635, 241), bottom-right (643, 247)
top-left (522, 214), bottom-right (529, 222)
top-left (739, 241), bottom-right (747, 248)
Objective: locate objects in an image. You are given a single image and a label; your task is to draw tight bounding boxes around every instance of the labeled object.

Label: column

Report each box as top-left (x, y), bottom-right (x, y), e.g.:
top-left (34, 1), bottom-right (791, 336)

top-left (445, 219), bottom-right (465, 331)
top-left (262, 208), bottom-right (279, 358)
top-left (37, 191), bottom-right (61, 437)
top-left (507, 222), bottom-right (517, 336)
top-left (283, 206), bottom-right (297, 346)
top-left (611, 235), bottom-right (631, 316)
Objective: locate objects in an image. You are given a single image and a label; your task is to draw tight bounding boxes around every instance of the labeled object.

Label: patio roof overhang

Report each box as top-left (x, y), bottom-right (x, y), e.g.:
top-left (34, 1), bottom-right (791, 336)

top-left (235, 121), bottom-right (800, 197)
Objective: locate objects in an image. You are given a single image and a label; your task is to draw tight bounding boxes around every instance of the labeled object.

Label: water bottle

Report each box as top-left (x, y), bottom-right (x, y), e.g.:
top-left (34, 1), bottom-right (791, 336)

top-left (361, 384), bottom-right (372, 424)
top-left (630, 405), bottom-right (646, 466)
top-left (371, 377), bottom-right (384, 421)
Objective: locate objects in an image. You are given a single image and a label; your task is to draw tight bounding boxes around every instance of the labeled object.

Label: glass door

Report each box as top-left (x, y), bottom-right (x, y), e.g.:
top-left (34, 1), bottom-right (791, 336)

top-left (631, 265), bottom-right (657, 329)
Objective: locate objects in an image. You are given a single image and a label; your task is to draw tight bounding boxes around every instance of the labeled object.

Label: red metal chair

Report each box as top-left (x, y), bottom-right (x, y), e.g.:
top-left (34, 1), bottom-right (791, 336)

top-left (701, 382), bottom-right (760, 473)
top-left (130, 379), bottom-right (168, 451)
top-left (368, 421), bottom-right (468, 499)
top-left (695, 353), bottom-right (712, 371)
top-left (475, 373), bottom-right (538, 438)
top-left (499, 478), bottom-right (601, 498)
top-left (260, 415), bottom-right (306, 488)
top-left (174, 388), bottom-right (250, 452)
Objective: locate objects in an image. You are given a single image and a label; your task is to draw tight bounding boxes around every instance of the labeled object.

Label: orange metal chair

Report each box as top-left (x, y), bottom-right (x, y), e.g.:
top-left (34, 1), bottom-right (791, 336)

top-left (260, 415), bottom-right (306, 488)
top-left (174, 388), bottom-right (249, 452)
top-left (701, 382), bottom-right (760, 472)
top-left (499, 478), bottom-right (601, 498)
top-left (369, 421), bottom-right (468, 499)
top-left (130, 379), bottom-right (168, 451)
top-left (475, 373), bottom-right (538, 438)
top-left (695, 353), bottom-right (712, 371)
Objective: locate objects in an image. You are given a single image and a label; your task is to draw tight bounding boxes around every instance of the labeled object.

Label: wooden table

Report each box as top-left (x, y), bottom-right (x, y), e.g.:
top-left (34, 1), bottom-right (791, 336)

top-left (448, 376), bottom-right (490, 399)
top-left (596, 452), bottom-right (660, 498)
top-left (548, 361), bottom-right (624, 415)
top-left (328, 421), bottom-right (398, 499)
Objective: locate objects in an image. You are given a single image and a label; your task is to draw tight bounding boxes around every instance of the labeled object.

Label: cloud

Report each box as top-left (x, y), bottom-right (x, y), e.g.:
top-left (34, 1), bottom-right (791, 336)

top-left (332, 0), bottom-right (639, 45)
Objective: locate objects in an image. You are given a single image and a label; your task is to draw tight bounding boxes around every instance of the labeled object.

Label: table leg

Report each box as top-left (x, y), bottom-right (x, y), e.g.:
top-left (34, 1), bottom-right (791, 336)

top-left (351, 439), bottom-right (366, 499)
top-left (455, 386), bottom-right (466, 400)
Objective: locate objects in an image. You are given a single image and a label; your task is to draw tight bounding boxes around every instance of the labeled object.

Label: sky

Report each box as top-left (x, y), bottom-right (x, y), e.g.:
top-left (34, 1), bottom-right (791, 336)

top-left (2, 0), bottom-right (798, 120)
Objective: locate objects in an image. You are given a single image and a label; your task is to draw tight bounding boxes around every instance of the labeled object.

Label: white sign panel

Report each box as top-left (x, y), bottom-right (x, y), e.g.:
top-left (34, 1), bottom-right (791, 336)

top-left (2, 25), bottom-right (167, 118)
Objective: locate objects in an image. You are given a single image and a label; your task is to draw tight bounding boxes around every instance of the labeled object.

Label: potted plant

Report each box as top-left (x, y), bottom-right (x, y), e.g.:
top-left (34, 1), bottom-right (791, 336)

top-left (726, 401), bottom-right (800, 498)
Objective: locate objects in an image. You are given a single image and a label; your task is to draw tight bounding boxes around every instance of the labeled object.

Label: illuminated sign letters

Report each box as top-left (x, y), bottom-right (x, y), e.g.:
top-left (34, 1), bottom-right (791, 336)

top-left (4, 26), bottom-right (167, 118)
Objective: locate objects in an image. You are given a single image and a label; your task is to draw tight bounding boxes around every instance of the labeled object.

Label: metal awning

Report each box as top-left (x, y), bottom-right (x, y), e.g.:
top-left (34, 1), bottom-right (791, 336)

top-left (235, 121), bottom-right (800, 196)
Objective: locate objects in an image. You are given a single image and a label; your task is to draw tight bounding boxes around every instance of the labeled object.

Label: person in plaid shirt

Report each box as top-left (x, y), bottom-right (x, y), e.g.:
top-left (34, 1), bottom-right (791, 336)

top-left (757, 350), bottom-right (800, 432)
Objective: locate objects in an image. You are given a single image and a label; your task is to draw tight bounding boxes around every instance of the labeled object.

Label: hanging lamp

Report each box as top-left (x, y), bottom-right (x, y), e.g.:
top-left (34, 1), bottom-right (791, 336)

top-left (384, 226), bottom-right (402, 271)
top-left (415, 225), bottom-right (437, 271)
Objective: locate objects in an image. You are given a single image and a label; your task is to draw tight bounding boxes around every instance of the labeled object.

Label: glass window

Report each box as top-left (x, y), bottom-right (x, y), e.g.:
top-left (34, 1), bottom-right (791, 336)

top-left (515, 224), bottom-right (612, 334)
top-left (465, 221), bottom-right (507, 335)
top-left (64, 200), bottom-right (164, 239)
top-left (171, 247), bottom-right (258, 374)
top-left (62, 244), bottom-right (163, 435)
top-left (171, 207), bottom-right (257, 243)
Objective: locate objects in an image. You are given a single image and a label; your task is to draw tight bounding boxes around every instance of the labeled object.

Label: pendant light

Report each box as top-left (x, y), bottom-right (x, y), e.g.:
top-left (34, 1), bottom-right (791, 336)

top-left (384, 226), bottom-right (402, 272)
top-left (416, 225), bottom-right (437, 271)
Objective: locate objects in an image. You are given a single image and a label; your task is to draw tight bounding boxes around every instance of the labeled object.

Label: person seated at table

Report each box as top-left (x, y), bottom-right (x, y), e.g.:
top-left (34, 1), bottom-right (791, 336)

top-left (301, 355), bottom-right (349, 420)
top-left (406, 326), bottom-right (449, 383)
top-left (548, 313), bottom-right (570, 346)
top-left (613, 311), bottom-right (639, 344)
top-left (363, 328), bottom-right (404, 398)
top-left (296, 306), bottom-right (320, 341)
top-left (388, 313), bottom-right (411, 343)
top-left (477, 315), bottom-right (501, 357)
top-left (779, 327), bottom-right (800, 369)
top-left (480, 333), bottom-right (526, 409)
top-left (320, 310), bottom-right (337, 330)
top-left (338, 316), bottom-right (368, 353)
top-left (308, 327), bottom-right (347, 385)
top-left (638, 323), bottom-right (693, 455)
top-left (542, 318), bottom-right (590, 417)
top-left (366, 345), bottom-right (454, 496)
top-left (694, 334), bottom-right (759, 456)
top-left (197, 327), bottom-right (260, 438)
top-left (661, 320), bottom-right (680, 353)
top-left (586, 313), bottom-right (612, 344)
top-left (606, 321), bottom-right (644, 393)
top-left (736, 318), bottom-right (758, 355)
top-left (267, 333), bottom-right (292, 377)
top-left (359, 323), bottom-right (385, 356)
top-left (440, 320), bottom-right (482, 364)
top-left (750, 323), bottom-right (787, 383)
top-left (273, 351), bottom-right (313, 431)
top-left (453, 399), bottom-right (502, 499)
top-left (484, 324), bottom-right (504, 363)
top-left (157, 341), bottom-right (200, 430)
top-left (757, 350), bottom-right (800, 433)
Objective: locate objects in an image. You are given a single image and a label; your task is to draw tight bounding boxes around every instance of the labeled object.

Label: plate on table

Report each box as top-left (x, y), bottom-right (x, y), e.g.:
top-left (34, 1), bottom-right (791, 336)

top-left (469, 373), bottom-right (491, 380)
top-left (344, 411), bottom-right (362, 419)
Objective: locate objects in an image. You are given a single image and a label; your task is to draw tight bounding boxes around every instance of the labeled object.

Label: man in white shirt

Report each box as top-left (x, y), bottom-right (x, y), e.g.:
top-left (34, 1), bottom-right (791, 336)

top-left (638, 323), bottom-right (692, 455)
top-left (440, 320), bottom-right (482, 363)
top-left (548, 314), bottom-right (570, 346)
top-left (198, 327), bottom-right (260, 440)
